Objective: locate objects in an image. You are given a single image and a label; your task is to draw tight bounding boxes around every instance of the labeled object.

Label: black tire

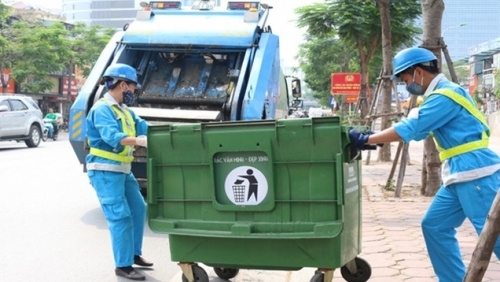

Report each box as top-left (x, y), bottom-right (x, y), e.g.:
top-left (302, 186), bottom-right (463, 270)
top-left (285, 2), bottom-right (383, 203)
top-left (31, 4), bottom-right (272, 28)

top-left (340, 257), bottom-right (372, 282)
top-left (64, 122), bottom-right (69, 132)
top-left (42, 129), bottom-right (48, 142)
top-left (25, 125), bottom-right (41, 148)
top-left (214, 267), bottom-right (239, 280)
top-left (310, 273), bottom-right (324, 282)
top-left (181, 265), bottom-right (209, 282)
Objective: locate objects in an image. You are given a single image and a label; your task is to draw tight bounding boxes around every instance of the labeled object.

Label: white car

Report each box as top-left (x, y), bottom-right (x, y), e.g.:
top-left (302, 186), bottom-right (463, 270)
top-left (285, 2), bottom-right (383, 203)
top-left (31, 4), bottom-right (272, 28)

top-left (0, 95), bottom-right (44, 147)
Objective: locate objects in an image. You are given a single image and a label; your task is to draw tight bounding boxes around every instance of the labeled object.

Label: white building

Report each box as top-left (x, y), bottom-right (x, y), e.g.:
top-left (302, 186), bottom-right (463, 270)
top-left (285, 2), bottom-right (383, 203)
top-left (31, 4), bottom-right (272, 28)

top-left (62, 0), bottom-right (221, 30)
top-left (63, 0), bottom-right (138, 29)
top-left (2, 0), bottom-right (61, 15)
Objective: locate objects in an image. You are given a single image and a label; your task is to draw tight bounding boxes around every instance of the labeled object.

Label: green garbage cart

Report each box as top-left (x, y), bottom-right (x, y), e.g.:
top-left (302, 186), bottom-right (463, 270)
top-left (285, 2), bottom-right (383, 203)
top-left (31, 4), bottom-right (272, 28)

top-left (147, 117), bottom-right (371, 282)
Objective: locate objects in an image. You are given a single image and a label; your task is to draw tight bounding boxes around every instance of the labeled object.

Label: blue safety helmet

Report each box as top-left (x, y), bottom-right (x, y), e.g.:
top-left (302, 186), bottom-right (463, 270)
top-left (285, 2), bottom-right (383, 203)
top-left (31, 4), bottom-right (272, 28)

top-left (102, 63), bottom-right (138, 85)
top-left (391, 47), bottom-right (438, 80)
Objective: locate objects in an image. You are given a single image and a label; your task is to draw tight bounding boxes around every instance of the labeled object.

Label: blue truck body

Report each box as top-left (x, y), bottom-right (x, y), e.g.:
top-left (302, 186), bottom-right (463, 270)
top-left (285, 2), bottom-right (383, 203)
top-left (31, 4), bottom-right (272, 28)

top-left (69, 1), bottom-right (292, 189)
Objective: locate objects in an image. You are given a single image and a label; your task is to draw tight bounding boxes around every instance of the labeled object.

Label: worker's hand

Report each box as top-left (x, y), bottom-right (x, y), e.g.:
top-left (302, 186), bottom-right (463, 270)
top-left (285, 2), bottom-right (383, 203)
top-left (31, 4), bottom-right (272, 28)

top-left (136, 135), bottom-right (148, 147)
top-left (349, 129), bottom-right (371, 150)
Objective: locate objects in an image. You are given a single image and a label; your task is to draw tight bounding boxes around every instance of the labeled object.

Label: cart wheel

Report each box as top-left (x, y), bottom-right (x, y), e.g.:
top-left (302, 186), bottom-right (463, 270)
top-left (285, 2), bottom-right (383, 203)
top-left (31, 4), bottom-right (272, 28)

top-left (181, 265), bottom-right (209, 282)
top-left (310, 273), bottom-right (324, 282)
top-left (214, 267), bottom-right (239, 280)
top-left (340, 257), bottom-right (372, 282)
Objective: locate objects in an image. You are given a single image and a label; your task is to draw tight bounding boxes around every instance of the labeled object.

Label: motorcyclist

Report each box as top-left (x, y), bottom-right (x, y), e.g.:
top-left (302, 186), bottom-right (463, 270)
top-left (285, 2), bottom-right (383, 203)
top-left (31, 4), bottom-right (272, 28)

top-left (44, 108), bottom-right (59, 137)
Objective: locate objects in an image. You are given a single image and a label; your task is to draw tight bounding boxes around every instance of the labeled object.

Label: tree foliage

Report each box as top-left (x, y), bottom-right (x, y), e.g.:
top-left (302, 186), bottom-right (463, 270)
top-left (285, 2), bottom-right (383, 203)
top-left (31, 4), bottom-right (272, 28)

top-left (0, 3), bottom-right (113, 94)
top-left (295, 0), bottom-right (421, 114)
top-left (13, 21), bottom-right (72, 93)
top-left (295, 36), bottom-right (383, 106)
top-left (296, 36), bottom-right (356, 105)
top-left (69, 22), bottom-right (115, 77)
top-left (0, 4), bottom-right (16, 92)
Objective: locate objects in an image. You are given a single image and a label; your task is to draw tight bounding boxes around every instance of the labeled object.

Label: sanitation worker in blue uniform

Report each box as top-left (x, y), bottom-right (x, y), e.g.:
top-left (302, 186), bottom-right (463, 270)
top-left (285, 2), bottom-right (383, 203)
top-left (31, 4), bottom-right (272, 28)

top-left (86, 63), bottom-right (152, 281)
top-left (349, 47), bottom-right (500, 282)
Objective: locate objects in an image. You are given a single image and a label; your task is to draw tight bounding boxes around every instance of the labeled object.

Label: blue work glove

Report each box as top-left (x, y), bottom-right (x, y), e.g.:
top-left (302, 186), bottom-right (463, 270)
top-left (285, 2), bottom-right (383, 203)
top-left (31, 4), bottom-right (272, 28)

top-left (349, 129), bottom-right (373, 150)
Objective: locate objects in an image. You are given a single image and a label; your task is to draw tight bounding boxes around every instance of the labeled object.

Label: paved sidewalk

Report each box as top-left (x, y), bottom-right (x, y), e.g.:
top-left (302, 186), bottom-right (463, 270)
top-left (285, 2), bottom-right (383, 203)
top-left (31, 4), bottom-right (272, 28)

top-left (362, 140), bottom-right (427, 202)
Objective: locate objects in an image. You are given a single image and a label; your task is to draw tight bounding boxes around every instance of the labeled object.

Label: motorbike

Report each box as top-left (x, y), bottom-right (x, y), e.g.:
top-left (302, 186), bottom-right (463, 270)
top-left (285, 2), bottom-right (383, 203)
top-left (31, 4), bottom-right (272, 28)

top-left (42, 118), bottom-right (58, 141)
top-left (291, 109), bottom-right (309, 118)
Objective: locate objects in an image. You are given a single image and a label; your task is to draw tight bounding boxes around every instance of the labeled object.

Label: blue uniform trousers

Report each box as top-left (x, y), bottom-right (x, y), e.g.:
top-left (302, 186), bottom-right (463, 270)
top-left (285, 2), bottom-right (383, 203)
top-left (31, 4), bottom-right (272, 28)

top-left (421, 171), bottom-right (500, 282)
top-left (88, 170), bottom-right (147, 267)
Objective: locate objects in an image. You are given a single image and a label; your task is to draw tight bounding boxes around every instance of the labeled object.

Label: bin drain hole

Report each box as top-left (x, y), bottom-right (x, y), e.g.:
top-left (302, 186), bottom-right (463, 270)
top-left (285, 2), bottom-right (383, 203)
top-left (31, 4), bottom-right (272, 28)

top-left (256, 143), bottom-right (260, 146)
top-left (219, 144), bottom-right (223, 147)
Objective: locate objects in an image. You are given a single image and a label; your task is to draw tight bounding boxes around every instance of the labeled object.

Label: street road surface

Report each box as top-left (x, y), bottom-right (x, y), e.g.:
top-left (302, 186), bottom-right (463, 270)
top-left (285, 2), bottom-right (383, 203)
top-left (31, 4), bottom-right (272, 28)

top-left (0, 135), bottom-right (329, 282)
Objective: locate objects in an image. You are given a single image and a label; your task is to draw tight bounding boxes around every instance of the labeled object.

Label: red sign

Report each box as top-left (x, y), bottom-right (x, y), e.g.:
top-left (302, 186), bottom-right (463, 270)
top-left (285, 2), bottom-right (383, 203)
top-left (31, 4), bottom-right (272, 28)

top-left (331, 73), bottom-right (361, 94)
top-left (345, 95), bottom-right (359, 104)
top-left (62, 77), bottom-right (78, 97)
top-left (0, 69), bottom-right (15, 93)
top-left (331, 73), bottom-right (361, 103)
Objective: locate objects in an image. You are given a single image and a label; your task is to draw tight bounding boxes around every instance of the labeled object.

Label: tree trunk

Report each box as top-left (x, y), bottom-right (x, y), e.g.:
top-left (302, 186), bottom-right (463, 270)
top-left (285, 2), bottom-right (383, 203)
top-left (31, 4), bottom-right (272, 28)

top-left (441, 37), bottom-right (458, 83)
top-left (421, 138), bottom-right (441, 196)
top-left (359, 58), bottom-right (370, 119)
top-left (420, 148), bottom-right (428, 195)
top-left (341, 99), bottom-right (349, 116)
top-left (420, 0), bottom-right (444, 196)
top-left (67, 60), bottom-right (73, 100)
top-left (464, 191), bottom-right (500, 281)
top-left (377, 0), bottom-right (393, 162)
top-left (1, 46), bottom-right (6, 94)
top-left (0, 68), bottom-right (6, 94)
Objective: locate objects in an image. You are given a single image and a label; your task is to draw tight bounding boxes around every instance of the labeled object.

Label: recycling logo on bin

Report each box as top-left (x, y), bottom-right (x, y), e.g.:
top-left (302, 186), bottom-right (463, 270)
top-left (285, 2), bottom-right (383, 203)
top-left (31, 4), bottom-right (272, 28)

top-left (225, 166), bottom-right (268, 205)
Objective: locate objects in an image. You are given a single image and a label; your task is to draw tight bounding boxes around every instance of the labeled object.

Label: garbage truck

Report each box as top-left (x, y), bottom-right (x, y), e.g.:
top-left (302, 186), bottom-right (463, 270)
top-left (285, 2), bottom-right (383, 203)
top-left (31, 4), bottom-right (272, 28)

top-left (68, 0), bottom-right (302, 193)
top-left (69, 1), bottom-right (372, 281)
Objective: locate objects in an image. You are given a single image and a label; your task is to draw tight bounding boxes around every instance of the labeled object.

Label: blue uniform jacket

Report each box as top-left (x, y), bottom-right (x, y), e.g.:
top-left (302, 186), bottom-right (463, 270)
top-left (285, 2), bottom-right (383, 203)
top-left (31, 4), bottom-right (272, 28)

top-left (86, 94), bottom-right (148, 171)
top-left (394, 76), bottom-right (500, 185)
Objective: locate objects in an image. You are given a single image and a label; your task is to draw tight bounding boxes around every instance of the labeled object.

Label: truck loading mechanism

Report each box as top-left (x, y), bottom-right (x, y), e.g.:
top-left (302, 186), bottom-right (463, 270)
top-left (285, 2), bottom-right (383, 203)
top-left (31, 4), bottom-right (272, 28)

top-left (68, 0), bottom-right (300, 192)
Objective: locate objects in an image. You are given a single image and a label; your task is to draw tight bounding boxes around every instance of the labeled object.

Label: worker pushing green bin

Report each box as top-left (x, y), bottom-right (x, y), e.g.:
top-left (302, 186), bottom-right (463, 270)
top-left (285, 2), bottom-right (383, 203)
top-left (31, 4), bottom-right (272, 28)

top-left (147, 117), bottom-right (371, 282)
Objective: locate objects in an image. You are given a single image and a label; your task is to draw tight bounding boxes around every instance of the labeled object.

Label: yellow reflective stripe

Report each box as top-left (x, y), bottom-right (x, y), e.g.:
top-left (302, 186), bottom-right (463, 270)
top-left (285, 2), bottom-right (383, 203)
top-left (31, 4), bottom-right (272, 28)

top-left (430, 133), bottom-right (445, 151)
top-left (431, 89), bottom-right (490, 133)
top-left (428, 89), bottom-right (489, 161)
top-left (88, 98), bottom-right (137, 163)
top-left (439, 134), bottom-right (489, 161)
top-left (109, 104), bottom-right (136, 158)
top-left (110, 104), bottom-right (136, 136)
top-left (89, 148), bottom-right (134, 163)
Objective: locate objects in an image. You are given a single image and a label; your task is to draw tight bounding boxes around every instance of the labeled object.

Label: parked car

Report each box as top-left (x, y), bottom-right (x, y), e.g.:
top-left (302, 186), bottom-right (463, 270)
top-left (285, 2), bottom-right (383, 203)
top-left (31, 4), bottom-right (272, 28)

top-left (0, 95), bottom-right (44, 147)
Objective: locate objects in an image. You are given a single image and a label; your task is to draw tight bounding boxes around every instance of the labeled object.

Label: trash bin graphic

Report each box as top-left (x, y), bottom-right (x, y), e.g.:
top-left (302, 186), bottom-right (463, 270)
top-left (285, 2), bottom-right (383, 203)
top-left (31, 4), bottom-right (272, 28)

top-left (232, 180), bottom-right (246, 203)
top-left (224, 166), bottom-right (268, 206)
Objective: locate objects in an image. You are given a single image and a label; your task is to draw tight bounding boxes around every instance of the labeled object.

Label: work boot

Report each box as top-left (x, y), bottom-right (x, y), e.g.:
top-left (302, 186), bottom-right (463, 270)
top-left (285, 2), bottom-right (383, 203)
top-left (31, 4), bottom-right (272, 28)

top-left (115, 266), bottom-right (145, 281)
top-left (134, 255), bottom-right (154, 267)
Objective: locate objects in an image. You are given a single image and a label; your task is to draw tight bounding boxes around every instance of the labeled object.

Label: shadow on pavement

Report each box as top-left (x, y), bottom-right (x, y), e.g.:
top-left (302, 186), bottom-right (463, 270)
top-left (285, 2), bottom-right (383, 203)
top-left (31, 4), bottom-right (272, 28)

top-left (80, 207), bottom-right (108, 230)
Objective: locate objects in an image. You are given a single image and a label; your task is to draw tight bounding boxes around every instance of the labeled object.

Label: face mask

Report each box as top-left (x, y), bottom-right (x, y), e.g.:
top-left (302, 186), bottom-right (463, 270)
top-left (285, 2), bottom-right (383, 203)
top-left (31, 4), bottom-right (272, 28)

top-left (122, 85), bottom-right (136, 106)
top-left (406, 70), bottom-right (425, 95)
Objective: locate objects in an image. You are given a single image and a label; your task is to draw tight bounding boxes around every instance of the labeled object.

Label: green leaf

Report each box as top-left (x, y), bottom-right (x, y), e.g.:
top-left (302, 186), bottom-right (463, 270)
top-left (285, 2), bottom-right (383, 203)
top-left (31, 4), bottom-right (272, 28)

top-left (294, 0), bottom-right (421, 106)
